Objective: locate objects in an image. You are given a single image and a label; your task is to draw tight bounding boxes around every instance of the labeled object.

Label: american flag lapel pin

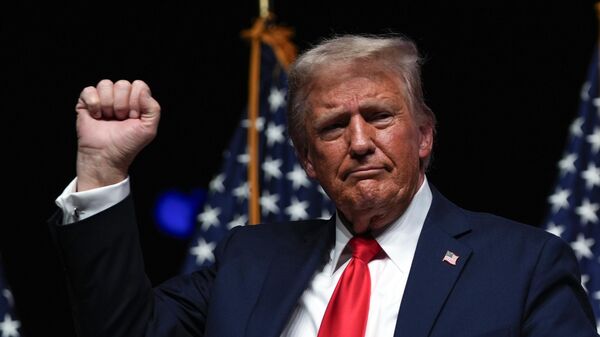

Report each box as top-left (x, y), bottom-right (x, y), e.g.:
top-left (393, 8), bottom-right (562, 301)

top-left (442, 250), bottom-right (459, 266)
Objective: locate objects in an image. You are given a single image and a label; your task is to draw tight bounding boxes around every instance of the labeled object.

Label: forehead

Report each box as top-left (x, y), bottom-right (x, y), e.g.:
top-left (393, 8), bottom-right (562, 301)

top-left (308, 62), bottom-right (405, 106)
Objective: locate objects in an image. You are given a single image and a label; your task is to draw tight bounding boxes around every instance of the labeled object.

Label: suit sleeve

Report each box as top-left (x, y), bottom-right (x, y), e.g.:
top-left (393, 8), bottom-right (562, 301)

top-left (49, 195), bottom-right (227, 337)
top-left (523, 234), bottom-right (598, 337)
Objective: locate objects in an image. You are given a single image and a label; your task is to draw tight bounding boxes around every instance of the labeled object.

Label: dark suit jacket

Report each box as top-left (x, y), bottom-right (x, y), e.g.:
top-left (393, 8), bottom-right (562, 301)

top-left (50, 185), bottom-right (598, 337)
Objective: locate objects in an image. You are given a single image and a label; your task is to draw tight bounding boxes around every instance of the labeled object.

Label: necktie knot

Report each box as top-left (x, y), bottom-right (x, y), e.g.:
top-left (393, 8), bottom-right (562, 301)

top-left (349, 235), bottom-right (381, 263)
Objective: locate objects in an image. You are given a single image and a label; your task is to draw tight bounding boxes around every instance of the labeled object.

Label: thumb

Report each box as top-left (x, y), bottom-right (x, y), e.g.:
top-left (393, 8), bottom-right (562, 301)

top-left (139, 89), bottom-right (161, 124)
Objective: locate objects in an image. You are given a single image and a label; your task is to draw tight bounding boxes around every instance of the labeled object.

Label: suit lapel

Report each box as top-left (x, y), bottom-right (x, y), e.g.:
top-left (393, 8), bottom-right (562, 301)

top-left (393, 186), bottom-right (473, 337)
top-left (245, 218), bottom-right (335, 337)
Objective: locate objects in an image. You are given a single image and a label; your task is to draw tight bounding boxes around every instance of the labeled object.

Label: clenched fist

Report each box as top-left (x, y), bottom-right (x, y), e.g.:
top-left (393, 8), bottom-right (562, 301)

top-left (75, 79), bottom-right (161, 191)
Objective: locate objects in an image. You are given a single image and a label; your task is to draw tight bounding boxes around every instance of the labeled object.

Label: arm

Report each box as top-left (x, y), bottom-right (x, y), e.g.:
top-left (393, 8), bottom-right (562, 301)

top-left (51, 80), bottom-right (211, 336)
top-left (50, 195), bottom-right (217, 337)
top-left (523, 235), bottom-right (598, 337)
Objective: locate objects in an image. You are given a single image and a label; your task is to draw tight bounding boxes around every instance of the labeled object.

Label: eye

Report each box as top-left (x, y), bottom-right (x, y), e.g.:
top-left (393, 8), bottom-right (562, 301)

top-left (322, 122), bottom-right (344, 132)
top-left (369, 111), bottom-right (394, 124)
top-left (318, 120), bottom-right (347, 140)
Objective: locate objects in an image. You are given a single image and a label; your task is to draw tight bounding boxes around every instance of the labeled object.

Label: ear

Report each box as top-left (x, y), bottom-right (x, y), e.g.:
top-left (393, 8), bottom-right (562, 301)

top-left (418, 124), bottom-right (434, 159)
top-left (300, 149), bottom-right (318, 179)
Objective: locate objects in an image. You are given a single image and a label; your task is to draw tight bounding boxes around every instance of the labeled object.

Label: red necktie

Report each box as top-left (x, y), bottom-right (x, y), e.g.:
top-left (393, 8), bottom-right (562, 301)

top-left (317, 235), bottom-right (382, 337)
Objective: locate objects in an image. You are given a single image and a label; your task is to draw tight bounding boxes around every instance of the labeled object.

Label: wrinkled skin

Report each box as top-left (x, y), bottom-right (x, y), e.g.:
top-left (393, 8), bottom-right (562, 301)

top-left (300, 64), bottom-right (433, 234)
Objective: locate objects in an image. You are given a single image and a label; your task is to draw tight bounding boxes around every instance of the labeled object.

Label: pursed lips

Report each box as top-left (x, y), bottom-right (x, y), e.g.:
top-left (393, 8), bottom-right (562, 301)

top-left (343, 165), bottom-right (387, 180)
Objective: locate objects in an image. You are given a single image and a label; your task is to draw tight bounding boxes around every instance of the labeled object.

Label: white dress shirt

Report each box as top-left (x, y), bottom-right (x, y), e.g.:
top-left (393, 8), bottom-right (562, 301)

top-left (55, 176), bottom-right (432, 337)
top-left (281, 179), bottom-right (432, 337)
top-left (55, 177), bottom-right (130, 224)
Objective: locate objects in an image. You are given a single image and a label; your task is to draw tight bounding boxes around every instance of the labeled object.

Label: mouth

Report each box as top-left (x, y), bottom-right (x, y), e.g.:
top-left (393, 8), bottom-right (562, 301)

top-left (343, 166), bottom-right (387, 180)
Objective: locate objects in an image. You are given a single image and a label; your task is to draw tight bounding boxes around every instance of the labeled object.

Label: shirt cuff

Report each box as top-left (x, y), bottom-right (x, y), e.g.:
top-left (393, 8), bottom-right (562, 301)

top-left (54, 177), bottom-right (130, 225)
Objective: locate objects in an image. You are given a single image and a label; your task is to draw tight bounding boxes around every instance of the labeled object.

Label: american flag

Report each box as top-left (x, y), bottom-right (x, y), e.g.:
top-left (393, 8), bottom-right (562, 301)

top-left (180, 44), bottom-right (334, 274)
top-left (543, 45), bottom-right (600, 326)
top-left (442, 250), bottom-right (459, 266)
top-left (0, 259), bottom-right (21, 337)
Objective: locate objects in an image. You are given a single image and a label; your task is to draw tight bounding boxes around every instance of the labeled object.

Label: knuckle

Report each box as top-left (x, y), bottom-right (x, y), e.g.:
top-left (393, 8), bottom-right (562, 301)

top-left (80, 87), bottom-right (98, 101)
top-left (97, 79), bottom-right (114, 87)
top-left (133, 80), bottom-right (150, 93)
top-left (114, 79), bottom-right (131, 89)
top-left (132, 79), bottom-right (146, 87)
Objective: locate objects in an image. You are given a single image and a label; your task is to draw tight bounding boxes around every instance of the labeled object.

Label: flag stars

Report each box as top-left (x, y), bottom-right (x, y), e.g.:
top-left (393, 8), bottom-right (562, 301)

top-left (587, 127), bottom-right (600, 154)
top-left (190, 238), bottom-right (216, 265)
top-left (544, 53), bottom-right (600, 326)
top-left (545, 222), bottom-right (565, 238)
top-left (237, 151), bottom-right (250, 165)
top-left (265, 122), bottom-right (285, 146)
top-left (228, 214), bottom-right (248, 229)
top-left (263, 157), bottom-right (283, 181)
top-left (593, 95), bottom-right (600, 110)
top-left (571, 234), bottom-right (595, 260)
top-left (198, 205), bottom-right (221, 230)
top-left (581, 81), bottom-right (591, 101)
top-left (233, 182), bottom-right (249, 202)
top-left (2, 289), bottom-right (13, 307)
top-left (558, 153), bottom-right (577, 176)
top-left (285, 197), bottom-right (310, 220)
top-left (260, 191), bottom-right (280, 216)
top-left (320, 209), bottom-right (333, 220)
top-left (287, 165), bottom-right (310, 190)
top-left (242, 117), bottom-right (265, 132)
top-left (209, 173), bottom-right (226, 193)
top-left (581, 163), bottom-right (600, 190)
top-left (548, 188), bottom-right (570, 212)
top-left (575, 199), bottom-right (599, 225)
top-left (570, 117), bottom-right (584, 137)
top-left (0, 314), bottom-right (20, 337)
top-left (268, 87), bottom-right (286, 112)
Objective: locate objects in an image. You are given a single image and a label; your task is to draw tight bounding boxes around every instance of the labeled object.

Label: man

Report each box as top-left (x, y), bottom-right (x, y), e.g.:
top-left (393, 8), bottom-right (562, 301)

top-left (51, 35), bottom-right (598, 337)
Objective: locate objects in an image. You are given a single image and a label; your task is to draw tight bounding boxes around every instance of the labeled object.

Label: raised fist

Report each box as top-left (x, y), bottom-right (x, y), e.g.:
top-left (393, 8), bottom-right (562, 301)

top-left (75, 79), bottom-right (161, 191)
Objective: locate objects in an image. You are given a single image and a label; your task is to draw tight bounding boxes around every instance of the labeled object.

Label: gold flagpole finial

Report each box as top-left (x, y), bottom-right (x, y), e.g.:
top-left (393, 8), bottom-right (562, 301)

top-left (260, 0), bottom-right (269, 18)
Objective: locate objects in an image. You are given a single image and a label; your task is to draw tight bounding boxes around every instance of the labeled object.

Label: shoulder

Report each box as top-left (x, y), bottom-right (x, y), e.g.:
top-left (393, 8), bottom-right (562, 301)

top-left (429, 184), bottom-right (572, 259)
top-left (465, 209), bottom-right (571, 257)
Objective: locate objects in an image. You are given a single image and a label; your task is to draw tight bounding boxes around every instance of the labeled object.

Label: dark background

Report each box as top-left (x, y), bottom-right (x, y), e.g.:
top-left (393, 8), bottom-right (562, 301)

top-left (2, 1), bottom-right (598, 336)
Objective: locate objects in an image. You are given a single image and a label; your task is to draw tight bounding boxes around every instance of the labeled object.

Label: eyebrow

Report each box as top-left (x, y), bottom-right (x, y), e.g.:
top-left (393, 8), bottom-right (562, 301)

top-left (312, 109), bottom-right (347, 128)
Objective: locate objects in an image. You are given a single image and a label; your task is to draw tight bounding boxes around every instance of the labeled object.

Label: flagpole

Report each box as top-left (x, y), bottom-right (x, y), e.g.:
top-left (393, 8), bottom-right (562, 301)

top-left (243, 1), bottom-right (275, 226)
top-left (245, 0), bottom-right (271, 225)
top-left (242, 3), bottom-right (298, 225)
top-left (246, 18), bottom-right (263, 225)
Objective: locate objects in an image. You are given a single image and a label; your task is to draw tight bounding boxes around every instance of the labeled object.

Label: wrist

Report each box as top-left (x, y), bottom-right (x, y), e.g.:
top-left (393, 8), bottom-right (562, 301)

top-left (76, 153), bottom-right (128, 191)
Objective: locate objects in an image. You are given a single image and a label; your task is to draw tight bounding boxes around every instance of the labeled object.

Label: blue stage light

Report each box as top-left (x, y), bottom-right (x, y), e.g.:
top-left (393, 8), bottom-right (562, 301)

top-left (153, 188), bottom-right (207, 239)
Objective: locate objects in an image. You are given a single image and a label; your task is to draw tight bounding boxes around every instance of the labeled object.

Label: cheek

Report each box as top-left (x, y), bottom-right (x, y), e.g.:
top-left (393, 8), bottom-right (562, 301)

top-left (383, 129), bottom-right (421, 167)
top-left (307, 141), bottom-right (344, 178)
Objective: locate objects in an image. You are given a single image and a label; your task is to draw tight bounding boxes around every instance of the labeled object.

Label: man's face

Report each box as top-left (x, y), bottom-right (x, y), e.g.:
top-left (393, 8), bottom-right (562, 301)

top-left (301, 64), bottom-right (433, 233)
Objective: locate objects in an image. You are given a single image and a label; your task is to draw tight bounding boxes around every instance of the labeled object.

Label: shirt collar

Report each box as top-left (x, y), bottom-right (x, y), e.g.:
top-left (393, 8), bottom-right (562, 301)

top-left (330, 176), bottom-right (433, 274)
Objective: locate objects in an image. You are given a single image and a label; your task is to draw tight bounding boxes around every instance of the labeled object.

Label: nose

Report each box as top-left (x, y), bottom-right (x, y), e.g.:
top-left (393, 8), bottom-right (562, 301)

top-left (348, 116), bottom-right (375, 158)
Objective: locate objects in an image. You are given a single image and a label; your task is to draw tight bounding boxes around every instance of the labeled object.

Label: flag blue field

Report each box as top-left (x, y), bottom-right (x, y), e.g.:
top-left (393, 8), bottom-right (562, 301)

top-left (181, 44), bottom-right (334, 274)
top-left (0, 260), bottom-right (21, 337)
top-left (543, 46), bottom-right (600, 326)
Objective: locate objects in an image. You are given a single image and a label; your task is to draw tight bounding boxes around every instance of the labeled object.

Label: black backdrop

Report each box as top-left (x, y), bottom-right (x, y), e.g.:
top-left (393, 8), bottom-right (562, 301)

top-left (2, 1), bottom-right (598, 336)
